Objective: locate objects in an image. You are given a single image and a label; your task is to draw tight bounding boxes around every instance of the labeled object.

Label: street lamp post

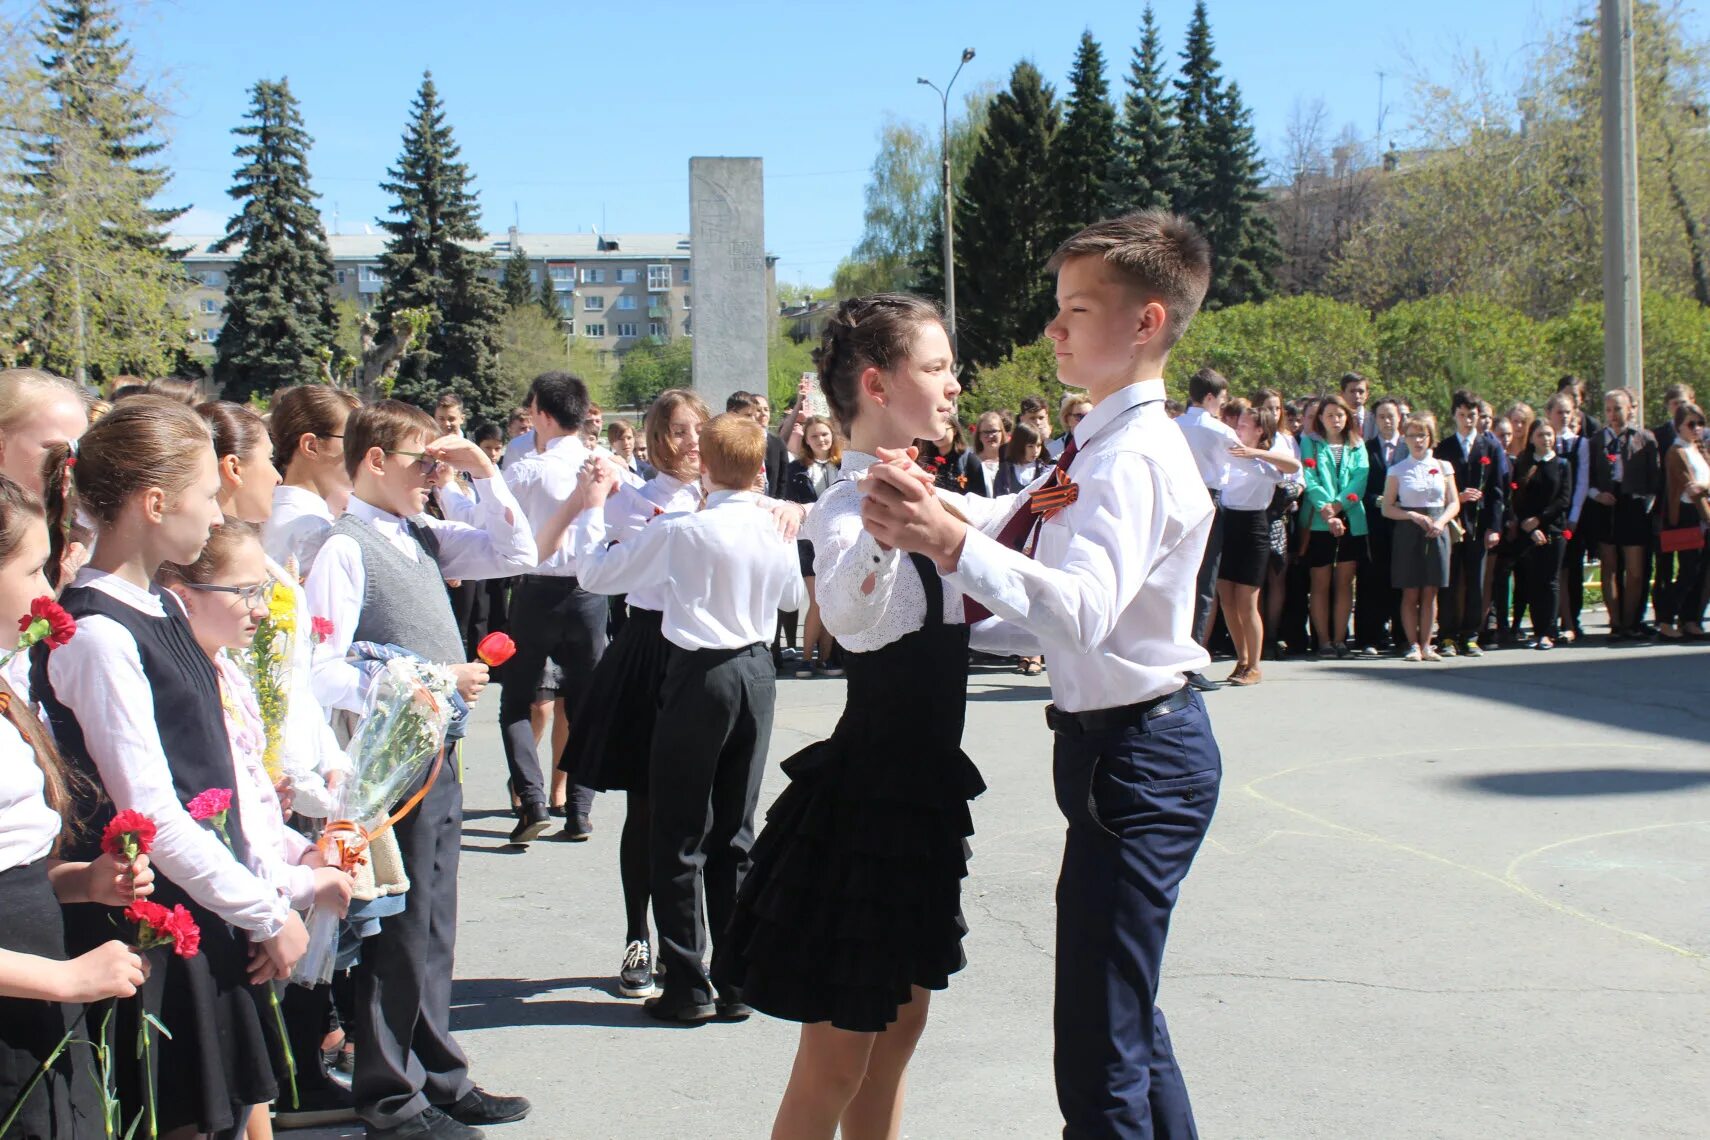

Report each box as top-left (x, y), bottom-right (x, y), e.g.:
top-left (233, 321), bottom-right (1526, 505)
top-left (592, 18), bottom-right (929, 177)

top-left (919, 48), bottom-right (975, 357)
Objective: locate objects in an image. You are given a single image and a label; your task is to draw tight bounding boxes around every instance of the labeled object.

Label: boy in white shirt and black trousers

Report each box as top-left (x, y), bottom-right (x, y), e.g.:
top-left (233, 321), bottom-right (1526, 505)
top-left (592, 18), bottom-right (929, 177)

top-left (572, 413), bottom-right (805, 1022)
top-left (863, 210), bottom-right (1223, 1138)
top-left (305, 399), bottom-right (538, 1140)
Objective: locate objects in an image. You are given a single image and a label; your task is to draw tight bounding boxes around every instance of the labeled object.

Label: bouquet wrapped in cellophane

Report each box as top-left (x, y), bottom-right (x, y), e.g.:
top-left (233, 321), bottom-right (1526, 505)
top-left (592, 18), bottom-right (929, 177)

top-left (290, 651), bottom-right (458, 986)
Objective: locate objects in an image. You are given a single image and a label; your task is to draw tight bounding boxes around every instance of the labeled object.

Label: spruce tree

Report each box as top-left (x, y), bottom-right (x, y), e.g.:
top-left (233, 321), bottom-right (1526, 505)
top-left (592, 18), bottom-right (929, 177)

top-left (8, 0), bottom-right (188, 383)
top-left (954, 61), bottom-right (1061, 371)
top-left (1051, 32), bottom-right (1118, 238)
top-left (537, 272), bottom-right (565, 324)
top-left (501, 243), bottom-right (535, 309)
top-left (1171, 1), bottom-right (1277, 307)
top-left (1111, 5), bottom-right (1183, 213)
top-left (375, 72), bottom-right (508, 422)
top-left (212, 78), bottom-right (338, 400)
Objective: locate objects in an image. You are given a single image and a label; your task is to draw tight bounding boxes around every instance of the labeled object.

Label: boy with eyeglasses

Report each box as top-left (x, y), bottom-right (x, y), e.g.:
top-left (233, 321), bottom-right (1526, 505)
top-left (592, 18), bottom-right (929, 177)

top-left (305, 398), bottom-right (538, 1140)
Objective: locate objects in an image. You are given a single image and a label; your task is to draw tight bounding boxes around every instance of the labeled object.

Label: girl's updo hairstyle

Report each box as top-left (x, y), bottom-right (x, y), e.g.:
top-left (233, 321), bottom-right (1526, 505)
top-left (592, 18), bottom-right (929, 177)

top-left (0, 367), bottom-right (80, 435)
top-left (42, 396), bottom-right (215, 576)
top-left (813, 293), bottom-right (945, 436)
top-left (197, 400), bottom-right (269, 463)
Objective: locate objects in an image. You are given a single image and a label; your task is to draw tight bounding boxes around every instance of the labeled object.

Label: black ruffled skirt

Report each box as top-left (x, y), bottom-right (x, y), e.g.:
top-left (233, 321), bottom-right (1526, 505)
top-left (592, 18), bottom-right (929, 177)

top-left (563, 606), bottom-right (669, 793)
top-left (713, 620), bottom-right (981, 1032)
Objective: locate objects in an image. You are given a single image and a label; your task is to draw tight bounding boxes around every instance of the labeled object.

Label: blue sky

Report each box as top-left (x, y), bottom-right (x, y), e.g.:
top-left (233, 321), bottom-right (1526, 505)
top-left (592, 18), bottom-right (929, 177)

top-left (110, 0), bottom-right (1705, 286)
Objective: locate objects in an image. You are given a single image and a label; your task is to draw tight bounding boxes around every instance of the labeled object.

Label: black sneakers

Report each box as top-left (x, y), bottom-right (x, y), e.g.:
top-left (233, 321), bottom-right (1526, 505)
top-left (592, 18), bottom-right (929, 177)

top-left (619, 940), bottom-right (660, 998)
top-left (443, 1087), bottom-right (531, 1127)
top-left (508, 803), bottom-right (551, 846)
top-left (365, 1107), bottom-right (482, 1139)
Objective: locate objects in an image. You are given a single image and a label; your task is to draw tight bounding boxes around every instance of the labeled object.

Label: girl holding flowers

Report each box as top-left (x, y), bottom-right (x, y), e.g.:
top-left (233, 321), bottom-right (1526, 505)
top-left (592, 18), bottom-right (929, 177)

top-left (0, 472), bottom-right (155, 1139)
top-left (33, 397), bottom-right (308, 1138)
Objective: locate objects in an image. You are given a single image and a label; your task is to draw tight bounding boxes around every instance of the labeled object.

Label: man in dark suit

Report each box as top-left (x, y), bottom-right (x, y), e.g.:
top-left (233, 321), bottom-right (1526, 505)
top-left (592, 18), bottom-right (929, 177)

top-left (1435, 388), bottom-right (1506, 656)
top-left (1356, 397), bottom-right (1406, 654)
top-left (727, 391), bottom-right (789, 498)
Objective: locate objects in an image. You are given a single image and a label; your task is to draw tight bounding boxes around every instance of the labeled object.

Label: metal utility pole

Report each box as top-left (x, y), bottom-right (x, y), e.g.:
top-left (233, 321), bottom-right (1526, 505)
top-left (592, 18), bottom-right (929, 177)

top-left (1601, 0), bottom-right (1644, 414)
top-left (919, 48), bottom-right (975, 357)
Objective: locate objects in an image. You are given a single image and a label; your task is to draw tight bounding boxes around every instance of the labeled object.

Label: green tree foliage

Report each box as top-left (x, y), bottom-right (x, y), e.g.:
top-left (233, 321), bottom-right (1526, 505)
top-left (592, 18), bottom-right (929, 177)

top-left (493, 306), bottom-right (569, 414)
top-left (374, 72), bottom-right (508, 423)
top-left (961, 337), bottom-right (1065, 419)
top-left (501, 243), bottom-right (535, 310)
top-left (1165, 294), bottom-right (1377, 396)
top-left (1111, 5), bottom-right (1182, 214)
top-left (212, 78), bottom-right (338, 401)
top-left (768, 331), bottom-right (817, 412)
top-left (537, 271), bottom-right (566, 324)
top-left (1, 0), bottom-right (188, 383)
top-left (1543, 293), bottom-right (1710, 425)
top-left (1052, 32), bottom-right (1119, 236)
top-left (954, 62), bottom-right (1062, 370)
top-left (1171, 3), bottom-right (1277, 307)
top-left (1373, 296), bottom-right (1552, 419)
top-left (611, 337), bottom-right (691, 408)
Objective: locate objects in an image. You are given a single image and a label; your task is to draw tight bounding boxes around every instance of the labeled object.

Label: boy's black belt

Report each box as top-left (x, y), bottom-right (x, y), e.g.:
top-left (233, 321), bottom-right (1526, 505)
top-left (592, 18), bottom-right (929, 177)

top-left (1045, 686), bottom-right (1193, 736)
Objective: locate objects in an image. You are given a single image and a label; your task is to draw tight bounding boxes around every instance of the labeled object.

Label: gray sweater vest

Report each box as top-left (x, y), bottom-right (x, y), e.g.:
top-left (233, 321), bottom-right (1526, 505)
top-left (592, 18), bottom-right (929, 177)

top-left (330, 514), bottom-right (466, 666)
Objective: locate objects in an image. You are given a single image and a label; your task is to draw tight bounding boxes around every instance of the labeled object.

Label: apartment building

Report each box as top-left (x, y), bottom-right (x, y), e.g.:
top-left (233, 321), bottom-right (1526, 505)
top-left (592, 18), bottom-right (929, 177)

top-left (175, 228), bottom-right (777, 362)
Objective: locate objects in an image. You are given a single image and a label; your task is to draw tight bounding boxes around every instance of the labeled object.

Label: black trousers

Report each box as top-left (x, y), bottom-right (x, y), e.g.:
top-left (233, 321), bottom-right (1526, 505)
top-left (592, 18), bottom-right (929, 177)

top-left (1524, 537), bottom-right (1566, 638)
top-left (444, 579), bottom-right (487, 662)
top-left (1561, 530), bottom-right (1587, 633)
top-left (1659, 541), bottom-right (1710, 625)
top-left (1052, 690), bottom-right (1220, 1138)
top-left (648, 642), bottom-right (775, 1006)
top-left (1189, 499), bottom-right (1223, 647)
top-left (498, 576), bottom-right (607, 812)
top-left (353, 753), bottom-right (472, 1130)
top-left (1439, 533), bottom-right (1488, 643)
top-left (1355, 518), bottom-right (1399, 647)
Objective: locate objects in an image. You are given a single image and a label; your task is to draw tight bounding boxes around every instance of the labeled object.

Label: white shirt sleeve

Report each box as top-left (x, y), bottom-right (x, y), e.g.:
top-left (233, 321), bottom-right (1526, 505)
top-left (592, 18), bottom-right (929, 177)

top-left (569, 508), bottom-right (674, 596)
top-left (947, 450), bottom-right (1165, 654)
top-left (812, 501), bottom-right (904, 639)
top-left (419, 476), bottom-right (538, 581)
top-left (303, 533), bottom-right (368, 714)
top-left (434, 479), bottom-right (480, 525)
top-left (48, 617), bottom-right (291, 938)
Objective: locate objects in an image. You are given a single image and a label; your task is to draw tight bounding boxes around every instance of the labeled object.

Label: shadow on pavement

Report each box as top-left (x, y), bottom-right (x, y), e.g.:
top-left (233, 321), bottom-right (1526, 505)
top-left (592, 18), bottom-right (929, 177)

top-left (1456, 767), bottom-right (1710, 797)
top-left (450, 976), bottom-right (659, 1031)
top-left (1317, 647), bottom-right (1710, 745)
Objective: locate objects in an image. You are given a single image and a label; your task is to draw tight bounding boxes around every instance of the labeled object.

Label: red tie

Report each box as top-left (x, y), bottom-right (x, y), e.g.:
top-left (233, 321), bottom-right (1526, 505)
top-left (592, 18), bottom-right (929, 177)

top-left (963, 436), bottom-right (1079, 624)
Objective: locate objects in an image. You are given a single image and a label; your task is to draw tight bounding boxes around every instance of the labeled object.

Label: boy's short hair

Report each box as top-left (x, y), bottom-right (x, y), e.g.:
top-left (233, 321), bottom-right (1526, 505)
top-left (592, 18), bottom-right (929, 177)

top-left (1339, 371), bottom-right (1367, 391)
top-left (528, 371), bottom-right (589, 431)
top-left (435, 390), bottom-right (464, 411)
top-left (1450, 388), bottom-right (1481, 413)
top-left (472, 423), bottom-right (504, 446)
top-left (586, 402), bottom-right (603, 417)
top-left (606, 419), bottom-right (634, 441)
top-left (1371, 396), bottom-right (1401, 415)
top-left (726, 392), bottom-right (760, 415)
top-left (700, 412), bottom-right (766, 488)
top-left (1187, 367), bottom-right (1229, 405)
top-left (1018, 395), bottom-right (1049, 417)
top-left (344, 399), bottom-right (438, 481)
top-left (1046, 209), bottom-right (1212, 349)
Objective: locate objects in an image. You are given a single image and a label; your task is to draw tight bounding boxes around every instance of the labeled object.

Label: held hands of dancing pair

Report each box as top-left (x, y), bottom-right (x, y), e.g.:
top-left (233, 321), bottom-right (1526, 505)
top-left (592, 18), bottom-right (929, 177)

top-left (858, 446), bottom-right (969, 573)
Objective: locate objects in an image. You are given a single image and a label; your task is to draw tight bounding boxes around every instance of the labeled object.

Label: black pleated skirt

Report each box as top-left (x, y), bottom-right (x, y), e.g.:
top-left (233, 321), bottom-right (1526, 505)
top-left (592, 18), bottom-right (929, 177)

top-left (563, 606), bottom-right (670, 793)
top-left (0, 862), bottom-right (101, 1140)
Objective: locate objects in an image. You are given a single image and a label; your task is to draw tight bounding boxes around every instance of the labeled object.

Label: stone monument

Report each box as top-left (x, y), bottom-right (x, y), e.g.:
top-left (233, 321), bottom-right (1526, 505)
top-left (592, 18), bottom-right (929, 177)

top-left (689, 157), bottom-right (768, 414)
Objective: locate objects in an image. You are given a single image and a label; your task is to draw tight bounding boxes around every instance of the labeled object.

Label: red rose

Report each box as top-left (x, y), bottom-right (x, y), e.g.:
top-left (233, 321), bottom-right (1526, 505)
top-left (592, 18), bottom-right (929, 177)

top-left (1480, 456), bottom-right (1492, 466)
top-left (311, 616), bottom-right (335, 641)
top-left (477, 631), bottom-right (517, 668)
top-left (1302, 457), bottom-right (1318, 469)
top-left (18, 596), bottom-right (75, 649)
top-left (163, 904), bottom-right (200, 958)
top-left (1346, 493), bottom-right (1359, 503)
top-left (186, 787), bottom-right (232, 822)
top-left (101, 810), bottom-right (156, 857)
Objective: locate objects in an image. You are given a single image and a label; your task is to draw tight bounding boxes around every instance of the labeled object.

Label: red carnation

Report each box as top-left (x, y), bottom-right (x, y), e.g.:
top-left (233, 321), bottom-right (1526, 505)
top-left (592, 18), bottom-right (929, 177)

top-left (1563, 528), bottom-right (1574, 541)
top-left (931, 456), bottom-right (947, 469)
top-left (1428, 468), bottom-right (1440, 476)
top-left (22, 597), bottom-right (76, 648)
top-left (162, 905), bottom-right (200, 958)
top-left (101, 810), bottom-right (156, 858)
top-left (126, 899), bottom-right (200, 958)
top-left (1302, 457), bottom-right (1318, 469)
top-left (1510, 482), bottom-right (1518, 491)
top-left (186, 787), bottom-right (232, 822)
top-left (1480, 456), bottom-right (1492, 466)
top-left (477, 631), bottom-right (517, 668)
top-left (310, 616), bottom-right (335, 642)
top-left (125, 899), bottom-right (170, 931)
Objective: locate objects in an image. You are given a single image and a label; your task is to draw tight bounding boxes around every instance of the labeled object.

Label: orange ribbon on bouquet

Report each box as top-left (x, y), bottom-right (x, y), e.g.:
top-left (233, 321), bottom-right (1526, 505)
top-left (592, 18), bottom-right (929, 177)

top-left (318, 744), bottom-right (445, 874)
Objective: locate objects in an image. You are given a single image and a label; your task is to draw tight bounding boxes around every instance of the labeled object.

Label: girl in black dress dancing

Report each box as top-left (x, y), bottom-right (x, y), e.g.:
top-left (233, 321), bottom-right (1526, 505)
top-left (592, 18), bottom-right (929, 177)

top-left (715, 295), bottom-right (1016, 1139)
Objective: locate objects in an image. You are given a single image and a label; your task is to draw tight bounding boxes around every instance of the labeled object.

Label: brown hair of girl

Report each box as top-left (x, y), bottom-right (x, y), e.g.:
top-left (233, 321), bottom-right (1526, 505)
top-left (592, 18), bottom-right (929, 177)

top-left (157, 518), bottom-right (261, 589)
top-left (0, 367), bottom-right (79, 435)
top-left (1312, 393), bottom-right (1363, 444)
top-left (271, 385), bottom-right (360, 471)
top-left (0, 474), bottom-right (80, 834)
top-left (644, 388), bottom-right (711, 482)
top-left (793, 414), bottom-right (843, 466)
top-left (812, 293), bottom-right (946, 436)
top-left (197, 401), bottom-right (269, 462)
top-left (1005, 422), bottom-right (1042, 463)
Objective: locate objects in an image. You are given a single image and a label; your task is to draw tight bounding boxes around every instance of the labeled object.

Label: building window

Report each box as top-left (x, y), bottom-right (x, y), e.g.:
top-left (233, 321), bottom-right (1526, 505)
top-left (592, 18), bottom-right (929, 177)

top-left (583, 295), bottom-right (605, 312)
top-left (336, 269), bottom-right (347, 285)
top-left (648, 322), bottom-right (664, 338)
top-left (549, 265), bottom-right (576, 290)
top-left (615, 322), bottom-right (638, 338)
top-left (615, 295), bottom-right (637, 310)
top-left (616, 268), bottom-right (639, 284)
top-left (582, 323), bottom-right (606, 338)
top-left (358, 265), bottom-right (383, 293)
top-left (199, 299), bottom-right (220, 314)
top-left (681, 266), bottom-right (691, 284)
top-left (682, 293), bottom-right (691, 309)
top-left (200, 270), bottom-right (223, 287)
top-left (580, 267), bottom-right (604, 284)
top-left (647, 264), bottom-right (671, 292)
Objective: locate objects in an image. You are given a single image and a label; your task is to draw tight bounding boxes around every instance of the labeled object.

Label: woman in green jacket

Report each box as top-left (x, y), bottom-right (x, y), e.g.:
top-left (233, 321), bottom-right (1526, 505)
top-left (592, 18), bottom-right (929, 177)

top-left (1302, 393), bottom-right (1371, 657)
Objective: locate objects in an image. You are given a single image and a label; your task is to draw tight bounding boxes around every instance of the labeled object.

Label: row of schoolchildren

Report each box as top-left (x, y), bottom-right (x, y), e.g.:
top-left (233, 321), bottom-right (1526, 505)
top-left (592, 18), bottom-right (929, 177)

top-left (1171, 371), bottom-right (1710, 682)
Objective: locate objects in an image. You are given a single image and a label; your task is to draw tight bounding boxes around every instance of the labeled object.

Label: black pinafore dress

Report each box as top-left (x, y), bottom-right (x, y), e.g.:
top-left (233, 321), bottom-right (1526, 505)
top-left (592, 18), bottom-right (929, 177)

top-left (714, 554), bottom-right (985, 1032)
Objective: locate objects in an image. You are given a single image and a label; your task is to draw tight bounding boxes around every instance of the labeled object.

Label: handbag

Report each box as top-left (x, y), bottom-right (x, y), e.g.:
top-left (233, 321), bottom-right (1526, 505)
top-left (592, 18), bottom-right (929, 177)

top-left (1444, 518), bottom-right (1467, 545)
top-left (1660, 525), bottom-right (1706, 554)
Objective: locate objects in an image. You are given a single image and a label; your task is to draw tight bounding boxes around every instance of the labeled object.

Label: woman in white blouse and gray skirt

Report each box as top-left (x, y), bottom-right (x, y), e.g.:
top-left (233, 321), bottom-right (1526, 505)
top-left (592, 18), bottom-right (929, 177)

top-left (1383, 413), bottom-right (1462, 662)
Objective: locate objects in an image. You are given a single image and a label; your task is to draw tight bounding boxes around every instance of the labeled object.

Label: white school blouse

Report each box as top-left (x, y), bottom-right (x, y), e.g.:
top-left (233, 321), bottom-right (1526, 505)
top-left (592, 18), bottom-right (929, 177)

top-left (264, 484), bottom-right (336, 576)
top-left (1219, 445), bottom-right (1289, 511)
top-left (1388, 454), bottom-right (1448, 509)
top-left (598, 473), bottom-right (705, 613)
top-left (0, 711), bottom-right (59, 872)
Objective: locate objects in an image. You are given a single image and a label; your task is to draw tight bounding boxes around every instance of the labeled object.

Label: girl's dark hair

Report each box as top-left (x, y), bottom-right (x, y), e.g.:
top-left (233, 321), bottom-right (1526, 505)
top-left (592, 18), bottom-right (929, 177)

top-left (0, 474), bottom-right (80, 837)
top-left (157, 518), bottom-right (261, 588)
top-left (473, 423), bottom-right (504, 446)
top-left (197, 400), bottom-right (269, 462)
top-left (916, 420), bottom-right (968, 463)
top-left (1006, 422), bottom-right (1042, 463)
top-left (271, 385), bottom-right (360, 471)
top-left (1312, 393), bottom-right (1363, 444)
top-left (42, 397), bottom-right (214, 579)
top-left (813, 293), bottom-right (945, 435)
